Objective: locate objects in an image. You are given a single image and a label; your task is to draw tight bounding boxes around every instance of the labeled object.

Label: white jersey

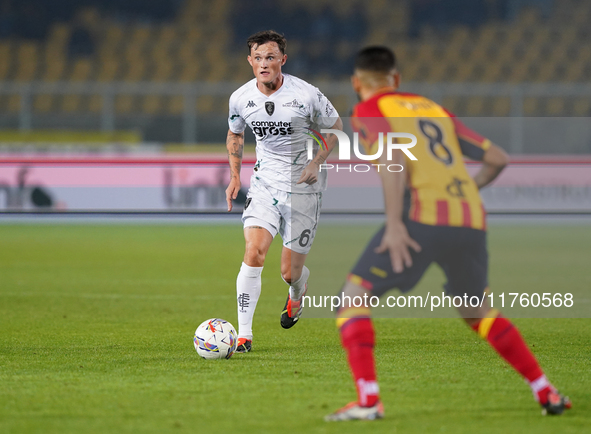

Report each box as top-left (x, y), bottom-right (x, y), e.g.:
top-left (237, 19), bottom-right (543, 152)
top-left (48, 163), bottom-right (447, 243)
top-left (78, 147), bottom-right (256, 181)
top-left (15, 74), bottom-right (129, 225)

top-left (228, 73), bottom-right (339, 194)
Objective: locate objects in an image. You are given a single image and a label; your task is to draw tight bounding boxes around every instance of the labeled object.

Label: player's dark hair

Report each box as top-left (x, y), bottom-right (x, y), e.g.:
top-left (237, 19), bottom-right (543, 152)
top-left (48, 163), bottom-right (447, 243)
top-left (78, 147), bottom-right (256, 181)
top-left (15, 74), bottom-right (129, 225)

top-left (354, 46), bottom-right (397, 73)
top-left (247, 30), bottom-right (287, 55)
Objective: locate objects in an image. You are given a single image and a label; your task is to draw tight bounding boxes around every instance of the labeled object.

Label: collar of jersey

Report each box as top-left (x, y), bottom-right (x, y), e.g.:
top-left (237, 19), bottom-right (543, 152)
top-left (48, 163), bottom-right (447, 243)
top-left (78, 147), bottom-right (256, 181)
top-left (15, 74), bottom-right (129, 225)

top-left (253, 73), bottom-right (288, 100)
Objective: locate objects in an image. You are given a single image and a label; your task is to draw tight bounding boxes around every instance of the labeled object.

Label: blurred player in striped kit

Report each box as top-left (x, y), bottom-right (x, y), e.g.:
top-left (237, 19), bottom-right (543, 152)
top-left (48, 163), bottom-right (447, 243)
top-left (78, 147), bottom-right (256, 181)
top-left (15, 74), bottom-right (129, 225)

top-left (325, 46), bottom-right (571, 421)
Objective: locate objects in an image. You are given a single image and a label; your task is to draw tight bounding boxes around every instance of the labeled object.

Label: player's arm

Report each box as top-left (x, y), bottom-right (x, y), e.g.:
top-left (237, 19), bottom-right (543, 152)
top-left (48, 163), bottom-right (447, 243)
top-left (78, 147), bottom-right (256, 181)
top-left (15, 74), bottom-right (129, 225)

top-left (449, 115), bottom-right (509, 189)
top-left (297, 117), bottom-right (343, 185)
top-left (373, 149), bottom-right (421, 273)
top-left (472, 143), bottom-right (509, 189)
top-left (225, 129), bottom-right (244, 212)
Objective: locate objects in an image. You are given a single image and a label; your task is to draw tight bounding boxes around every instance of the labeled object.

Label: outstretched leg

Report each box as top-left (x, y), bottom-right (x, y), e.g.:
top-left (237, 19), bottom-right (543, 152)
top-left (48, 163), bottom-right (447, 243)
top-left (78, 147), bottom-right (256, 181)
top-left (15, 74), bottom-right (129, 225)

top-left (459, 302), bottom-right (571, 415)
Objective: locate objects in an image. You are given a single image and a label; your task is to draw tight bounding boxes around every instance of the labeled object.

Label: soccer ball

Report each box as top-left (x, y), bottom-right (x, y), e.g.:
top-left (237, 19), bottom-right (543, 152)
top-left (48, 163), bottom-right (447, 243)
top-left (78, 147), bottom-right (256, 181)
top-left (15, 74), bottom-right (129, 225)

top-left (193, 318), bottom-right (238, 359)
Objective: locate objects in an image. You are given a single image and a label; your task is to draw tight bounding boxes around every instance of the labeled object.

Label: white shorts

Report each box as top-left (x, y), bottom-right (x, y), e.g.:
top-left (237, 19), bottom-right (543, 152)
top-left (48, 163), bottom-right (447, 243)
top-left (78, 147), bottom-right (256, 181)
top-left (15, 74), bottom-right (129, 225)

top-left (242, 177), bottom-right (322, 255)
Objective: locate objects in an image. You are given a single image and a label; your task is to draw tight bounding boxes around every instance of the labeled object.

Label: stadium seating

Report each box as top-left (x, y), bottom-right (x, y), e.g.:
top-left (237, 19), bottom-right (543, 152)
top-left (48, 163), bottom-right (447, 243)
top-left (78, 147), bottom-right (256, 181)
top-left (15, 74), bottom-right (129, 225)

top-left (0, 0), bottom-right (590, 118)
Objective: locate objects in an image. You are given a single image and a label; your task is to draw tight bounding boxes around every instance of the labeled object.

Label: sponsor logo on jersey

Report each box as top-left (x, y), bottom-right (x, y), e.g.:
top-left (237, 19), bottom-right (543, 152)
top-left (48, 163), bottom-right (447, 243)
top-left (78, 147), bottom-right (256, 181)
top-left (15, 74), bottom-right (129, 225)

top-left (246, 100), bottom-right (257, 108)
top-left (230, 114), bottom-right (240, 121)
top-left (446, 177), bottom-right (467, 198)
top-left (251, 120), bottom-right (294, 137)
top-left (265, 101), bottom-right (275, 116)
top-left (283, 99), bottom-right (303, 108)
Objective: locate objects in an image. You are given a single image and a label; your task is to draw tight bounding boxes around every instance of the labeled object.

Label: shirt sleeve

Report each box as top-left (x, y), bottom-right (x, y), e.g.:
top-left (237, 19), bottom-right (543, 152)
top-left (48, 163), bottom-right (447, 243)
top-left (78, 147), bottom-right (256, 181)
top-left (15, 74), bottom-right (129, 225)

top-left (309, 87), bottom-right (339, 129)
top-left (351, 102), bottom-right (393, 163)
top-left (228, 93), bottom-right (246, 134)
top-left (443, 108), bottom-right (491, 161)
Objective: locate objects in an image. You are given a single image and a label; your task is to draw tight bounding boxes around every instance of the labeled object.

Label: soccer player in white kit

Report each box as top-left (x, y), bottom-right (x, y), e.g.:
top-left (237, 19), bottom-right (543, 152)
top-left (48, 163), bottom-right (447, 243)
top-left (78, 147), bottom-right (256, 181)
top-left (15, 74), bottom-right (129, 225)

top-left (225, 30), bottom-right (343, 353)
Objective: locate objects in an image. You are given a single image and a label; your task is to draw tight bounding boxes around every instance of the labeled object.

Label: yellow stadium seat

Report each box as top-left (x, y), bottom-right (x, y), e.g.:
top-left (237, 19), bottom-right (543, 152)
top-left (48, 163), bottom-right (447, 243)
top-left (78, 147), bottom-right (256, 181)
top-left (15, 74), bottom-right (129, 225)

top-left (142, 95), bottom-right (164, 114)
top-left (70, 59), bottom-right (93, 81)
top-left (88, 95), bottom-right (102, 113)
top-left (178, 62), bottom-right (201, 82)
top-left (205, 59), bottom-right (229, 82)
top-left (61, 95), bottom-right (83, 113)
top-left (523, 97), bottom-right (539, 115)
top-left (42, 59), bottom-right (65, 82)
top-left (365, 28), bottom-right (388, 46)
top-left (0, 42), bottom-right (10, 80)
top-left (151, 44), bottom-right (171, 63)
top-left (131, 26), bottom-right (152, 44)
top-left (33, 95), bottom-right (54, 113)
top-left (230, 62), bottom-right (252, 82)
top-left (178, 42), bottom-right (197, 63)
top-left (97, 59), bottom-right (120, 81)
top-left (536, 64), bottom-right (555, 82)
top-left (124, 60), bottom-right (147, 81)
top-left (168, 95), bottom-right (184, 115)
top-left (185, 28), bottom-right (203, 43)
top-left (455, 62), bottom-right (475, 82)
top-left (151, 61), bottom-right (175, 82)
top-left (47, 23), bottom-right (70, 45)
top-left (15, 42), bottom-right (39, 81)
top-left (104, 24), bottom-right (124, 42)
top-left (572, 99), bottom-right (591, 116)
top-left (492, 97), bottom-right (511, 116)
top-left (466, 97), bottom-right (485, 116)
top-left (441, 96), bottom-right (461, 113)
top-left (158, 25), bottom-right (177, 44)
top-left (545, 97), bottom-right (565, 116)
top-left (197, 95), bottom-right (215, 114)
top-left (507, 63), bottom-right (529, 83)
top-left (115, 95), bottom-right (135, 114)
top-left (7, 95), bottom-right (21, 113)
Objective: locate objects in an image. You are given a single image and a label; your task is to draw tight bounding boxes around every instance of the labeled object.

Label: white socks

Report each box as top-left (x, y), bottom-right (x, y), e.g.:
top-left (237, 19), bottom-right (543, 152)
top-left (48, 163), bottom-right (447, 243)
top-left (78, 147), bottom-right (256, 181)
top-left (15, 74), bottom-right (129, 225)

top-left (236, 263), bottom-right (309, 339)
top-left (236, 262), bottom-right (263, 340)
top-left (289, 265), bottom-right (310, 301)
top-left (529, 374), bottom-right (551, 402)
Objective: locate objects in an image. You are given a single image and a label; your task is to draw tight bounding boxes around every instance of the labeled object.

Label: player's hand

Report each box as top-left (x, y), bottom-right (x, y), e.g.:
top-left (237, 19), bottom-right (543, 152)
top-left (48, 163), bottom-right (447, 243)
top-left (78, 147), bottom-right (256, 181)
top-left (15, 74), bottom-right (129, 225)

top-left (374, 222), bottom-right (421, 273)
top-left (297, 162), bottom-right (319, 185)
top-left (225, 178), bottom-right (241, 212)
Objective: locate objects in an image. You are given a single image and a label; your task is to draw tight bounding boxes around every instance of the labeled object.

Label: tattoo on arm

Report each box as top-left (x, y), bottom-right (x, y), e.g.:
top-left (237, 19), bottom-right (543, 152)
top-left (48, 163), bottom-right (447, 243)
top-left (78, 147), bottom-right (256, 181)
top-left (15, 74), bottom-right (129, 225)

top-left (313, 155), bottom-right (326, 166)
top-left (226, 131), bottom-right (245, 180)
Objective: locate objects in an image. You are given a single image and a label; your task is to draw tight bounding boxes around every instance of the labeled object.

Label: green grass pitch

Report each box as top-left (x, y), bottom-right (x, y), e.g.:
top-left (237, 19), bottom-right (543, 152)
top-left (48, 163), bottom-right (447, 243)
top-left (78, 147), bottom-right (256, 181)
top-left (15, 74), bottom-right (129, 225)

top-left (1, 222), bottom-right (590, 434)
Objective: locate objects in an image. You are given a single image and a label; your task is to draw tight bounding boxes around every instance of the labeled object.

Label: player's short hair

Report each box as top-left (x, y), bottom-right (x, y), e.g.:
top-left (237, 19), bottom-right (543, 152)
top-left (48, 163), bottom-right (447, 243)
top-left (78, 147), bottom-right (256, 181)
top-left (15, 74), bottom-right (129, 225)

top-left (247, 30), bottom-right (287, 55)
top-left (354, 46), bottom-right (397, 73)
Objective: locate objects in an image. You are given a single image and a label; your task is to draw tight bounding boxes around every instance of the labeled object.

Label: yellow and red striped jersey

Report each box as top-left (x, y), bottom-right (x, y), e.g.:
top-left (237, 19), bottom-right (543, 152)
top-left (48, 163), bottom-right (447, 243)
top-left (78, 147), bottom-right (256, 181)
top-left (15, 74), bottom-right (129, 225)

top-left (352, 90), bottom-right (491, 230)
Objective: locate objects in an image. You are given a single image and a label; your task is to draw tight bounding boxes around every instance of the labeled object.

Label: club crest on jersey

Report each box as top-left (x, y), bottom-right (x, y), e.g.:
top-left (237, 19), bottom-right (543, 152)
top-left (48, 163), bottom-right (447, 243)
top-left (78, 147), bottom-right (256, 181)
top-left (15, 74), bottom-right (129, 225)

top-left (265, 101), bottom-right (275, 116)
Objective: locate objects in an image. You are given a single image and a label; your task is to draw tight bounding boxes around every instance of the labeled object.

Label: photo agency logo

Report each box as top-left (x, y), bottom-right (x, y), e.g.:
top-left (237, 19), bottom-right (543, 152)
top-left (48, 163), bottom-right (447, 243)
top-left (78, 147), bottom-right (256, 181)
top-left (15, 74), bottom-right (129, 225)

top-left (305, 128), bottom-right (418, 172)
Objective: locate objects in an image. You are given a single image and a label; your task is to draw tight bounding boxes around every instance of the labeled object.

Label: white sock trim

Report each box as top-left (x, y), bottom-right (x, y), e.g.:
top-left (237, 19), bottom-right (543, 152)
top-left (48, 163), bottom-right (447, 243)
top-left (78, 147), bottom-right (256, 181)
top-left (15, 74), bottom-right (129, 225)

top-left (356, 379), bottom-right (379, 407)
top-left (289, 266), bottom-right (310, 300)
top-left (529, 374), bottom-right (550, 393)
top-left (240, 262), bottom-right (263, 277)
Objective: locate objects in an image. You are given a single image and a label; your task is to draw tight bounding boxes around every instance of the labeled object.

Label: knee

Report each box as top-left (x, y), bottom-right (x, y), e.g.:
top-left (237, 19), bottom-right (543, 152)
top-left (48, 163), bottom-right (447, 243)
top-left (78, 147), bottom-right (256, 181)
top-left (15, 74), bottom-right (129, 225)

top-left (244, 243), bottom-right (266, 267)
